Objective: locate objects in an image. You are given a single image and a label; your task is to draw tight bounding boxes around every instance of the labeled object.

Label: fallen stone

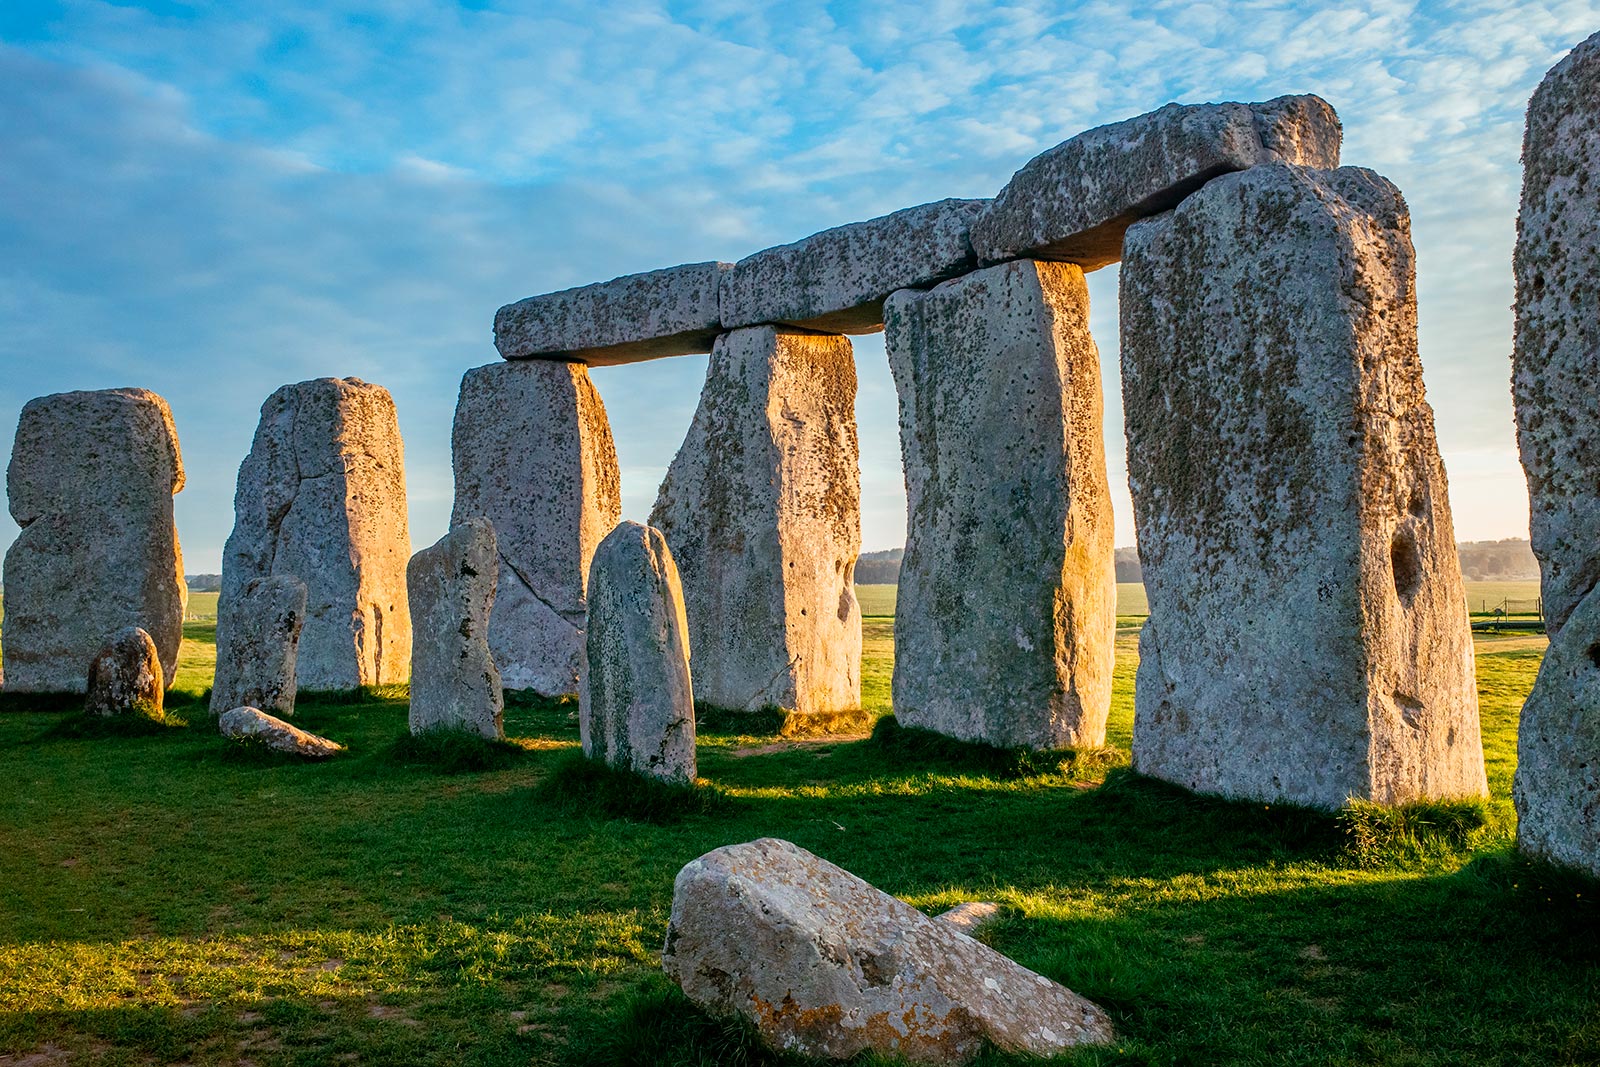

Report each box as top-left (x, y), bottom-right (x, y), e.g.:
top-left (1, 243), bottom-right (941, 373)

top-left (495, 261), bottom-right (729, 365)
top-left (408, 518), bottom-right (504, 740)
top-left (650, 326), bottom-right (861, 716)
top-left (219, 378), bottom-right (411, 692)
top-left (935, 901), bottom-right (1000, 935)
top-left (1121, 163), bottom-right (1485, 809)
top-left (970, 95), bottom-right (1341, 269)
top-left (84, 627), bottom-right (164, 718)
top-left (210, 575), bottom-right (307, 718)
top-left (218, 705), bottom-right (344, 759)
top-left (885, 260), bottom-right (1115, 749)
top-left (581, 521), bottom-right (696, 783)
top-left (663, 838), bottom-right (1112, 1064)
top-left (451, 360), bottom-right (621, 697)
top-left (3, 388), bottom-right (187, 692)
top-left (718, 199), bottom-right (988, 334)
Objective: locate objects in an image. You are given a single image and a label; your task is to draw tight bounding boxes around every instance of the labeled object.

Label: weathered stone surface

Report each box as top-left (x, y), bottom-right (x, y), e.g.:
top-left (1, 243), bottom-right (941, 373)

top-left (210, 576), bottom-right (307, 718)
top-left (408, 518), bottom-right (504, 740)
top-left (220, 378), bottom-right (411, 693)
top-left (451, 360), bottom-right (621, 697)
top-left (885, 260), bottom-right (1114, 750)
top-left (935, 901), bottom-right (1000, 935)
top-left (218, 705), bottom-right (344, 759)
top-left (84, 627), bottom-right (164, 718)
top-left (971, 95), bottom-right (1341, 270)
top-left (663, 838), bottom-right (1112, 1064)
top-left (4, 388), bottom-right (187, 693)
top-left (1120, 163), bottom-right (1485, 809)
top-left (719, 199), bottom-right (988, 334)
top-left (495, 262), bottom-right (729, 366)
top-left (651, 326), bottom-right (861, 716)
top-left (581, 521), bottom-right (695, 783)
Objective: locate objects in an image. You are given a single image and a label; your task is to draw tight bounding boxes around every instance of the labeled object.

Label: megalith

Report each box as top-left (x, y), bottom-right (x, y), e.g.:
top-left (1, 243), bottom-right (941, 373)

top-left (884, 260), bottom-right (1115, 750)
top-left (650, 326), bottom-right (862, 717)
top-left (3, 388), bottom-right (187, 692)
top-left (408, 518), bottom-right (503, 740)
top-left (219, 706), bottom-right (344, 759)
top-left (451, 360), bottom-right (621, 697)
top-left (581, 521), bottom-right (696, 784)
top-left (210, 575), bottom-right (307, 718)
top-left (84, 626), bottom-right (164, 719)
top-left (219, 377), bottom-right (411, 692)
top-left (1120, 162), bottom-right (1485, 809)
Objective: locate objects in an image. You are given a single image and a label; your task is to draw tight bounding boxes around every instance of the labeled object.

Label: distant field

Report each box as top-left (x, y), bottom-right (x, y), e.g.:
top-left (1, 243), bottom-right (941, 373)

top-left (186, 590), bottom-right (220, 621)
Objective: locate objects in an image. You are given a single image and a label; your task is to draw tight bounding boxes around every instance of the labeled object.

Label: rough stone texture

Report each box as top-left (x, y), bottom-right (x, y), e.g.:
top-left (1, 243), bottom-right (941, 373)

top-left (663, 838), bottom-right (1113, 1064)
top-left (218, 706), bottom-right (344, 759)
top-left (971, 95), bottom-right (1342, 270)
top-left (220, 378), bottom-right (411, 693)
top-left (451, 360), bottom-right (621, 697)
top-left (3, 388), bottom-right (187, 692)
top-left (934, 902), bottom-right (999, 935)
top-left (495, 262), bottom-right (729, 365)
top-left (84, 627), bottom-right (164, 718)
top-left (650, 326), bottom-right (861, 716)
top-left (885, 260), bottom-right (1114, 750)
top-left (1120, 163), bottom-right (1485, 809)
top-left (580, 521), bottom-right (696, 783)
top-left (719, 199), bottom-right (988, 334)
top-left (408, 518), bottom-right (504, 740)
top-left (210, 576), bottom-right (307, 718)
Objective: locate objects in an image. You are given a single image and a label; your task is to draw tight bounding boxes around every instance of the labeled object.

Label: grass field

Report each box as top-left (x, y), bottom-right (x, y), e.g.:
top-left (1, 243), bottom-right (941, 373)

top-left (0, 609), bottom-right (1593, 1066)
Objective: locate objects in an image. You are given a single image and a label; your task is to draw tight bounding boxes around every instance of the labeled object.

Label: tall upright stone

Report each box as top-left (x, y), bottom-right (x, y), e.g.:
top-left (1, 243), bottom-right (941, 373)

top-left (408, 518), bottom-right (503, 740)
top-left (210, 575), bottom-right (307, 718)
top-left (451, 360), bottom-right (621, 697)
top-left (651, 326), bottom-right (862, 716)
top-left (1512, 31), bottom-right (1600, 877)
top-left (1121, 163), bottom-right (1485, 809)
top-left (3, 388), bottom-right (187, 692)
top-left (220, 377), bottom-right (411, 693)
top-left (884, 260), bottom-right (1115, 750)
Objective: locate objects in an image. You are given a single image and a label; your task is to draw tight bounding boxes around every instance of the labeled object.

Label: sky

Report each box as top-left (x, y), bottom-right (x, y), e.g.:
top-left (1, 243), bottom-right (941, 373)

top-left (2, 0), bottom-right (1596, 571)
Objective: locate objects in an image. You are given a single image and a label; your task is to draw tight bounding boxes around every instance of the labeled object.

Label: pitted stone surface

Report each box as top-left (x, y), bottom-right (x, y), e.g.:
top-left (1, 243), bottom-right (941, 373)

top-left (3, 388), bottom-right (187, 692)
top-left (971, 95), bottom-right (1341, 269)
top-left (885, 260), bottom-right (1114, 750)
top-left (650, 326), bottom-right (861, 716)
top-left (408, 518), bottom-right (504, 740)
top-left (210, 575), bottom-right (307, 718)
top-left (84, 627), bottom-right (164, 718)
top-left (1121, 163), bottom-right (1485, 809)
top-left (719, 199), bottom-right (988, 334)
top-left (219, 706), bottom-right (344, 759)
top-left (662, 838), bottom-right (1113, 1064)
top-left (219, 377), bottom-right (411, 692)
top-left (451, 360), bottom-right (621, 697)
top-left (495, 261), bottom-right (729, 365)
top-left (581, 521), bottom-right (696, 783)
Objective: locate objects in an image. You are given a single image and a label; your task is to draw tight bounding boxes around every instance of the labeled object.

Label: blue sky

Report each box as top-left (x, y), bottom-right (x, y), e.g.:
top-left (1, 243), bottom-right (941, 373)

top-left (2, 0), bottom-right (1596, 570)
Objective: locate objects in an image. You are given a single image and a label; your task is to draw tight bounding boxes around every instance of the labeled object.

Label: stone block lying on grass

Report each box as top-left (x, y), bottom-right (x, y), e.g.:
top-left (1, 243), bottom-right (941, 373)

top-left (218, 706), bottom-right (343, 759)
top-left (84, 627), bottom-right (164, 719)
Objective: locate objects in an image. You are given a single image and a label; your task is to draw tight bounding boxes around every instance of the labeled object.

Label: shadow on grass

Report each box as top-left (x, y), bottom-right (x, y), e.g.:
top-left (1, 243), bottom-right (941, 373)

top-left (864, 716), bottom-right (1127, 783)
top-left (531, 751), bottom-right (730, 825)
top-left (36, 710), bottom-right (188, 740)
top-left (388, 725), bottom-right (529, 774)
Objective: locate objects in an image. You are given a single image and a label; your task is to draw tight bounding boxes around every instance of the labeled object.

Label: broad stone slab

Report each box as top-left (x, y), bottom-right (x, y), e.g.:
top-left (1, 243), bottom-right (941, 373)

top-left (219, 706), bottom-right (344, 759)
top-left (662, 838), bottom-right (1113, 1064)
top-left (210, 575), bottom-right (307, 718)
top-left (495, 261), bottom-right (729, 366)
top-left (3, 388), bottom-right (187, 693)
top-left (1121, 163), bottom-right (1485, 809)
top-left (220, 378), bottom-right (411, 692)
top-left (719, 199), bottom-right (988, 334)
top-left (971, 95), bottom-right (1341, 270)
top-left (885, 260), bottom-right (1115, 750)
top-left (651, 326), bottom-right (862, 716)
top-left (85, 627), bottom-right (164, 718)
top-left (451, 360), bottom-right (621, 697)
top-left (581, 521), bottom-right (696, 783)
top-left (408, 518), bottom-right (504, 740)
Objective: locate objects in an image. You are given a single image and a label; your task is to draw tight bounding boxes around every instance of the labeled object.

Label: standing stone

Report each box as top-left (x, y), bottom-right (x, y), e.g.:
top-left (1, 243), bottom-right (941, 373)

top-left (408, 518), bottom-right (504, 740)
top-left (884, 260), bottom-right (1114, 750)
top-left (651, 326), bottom-right (862, 716)
top-left (1121, 163), bottom-right (1485, 809)
top-left (209, 575), bottom-right (307, 718)
top-left (84, 627), bottom-right (164, 718)
top-left (219, 378), bottom-right (411, 692)
top-left (581, 521), bottom-right (696, 783)
top-left (451, 361), bottom-right (621, 697)
top-left (1512, 31), bottom-right (1600, 877)
top-left (3, 388), bottom-right (187, 692)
